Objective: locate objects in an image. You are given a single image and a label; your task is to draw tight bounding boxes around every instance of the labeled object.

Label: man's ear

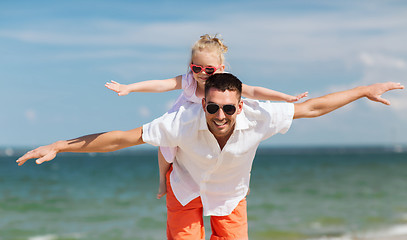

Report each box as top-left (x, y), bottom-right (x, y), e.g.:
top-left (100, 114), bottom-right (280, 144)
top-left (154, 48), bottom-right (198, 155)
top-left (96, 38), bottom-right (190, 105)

top-left (237, 100), bottom-right (243, 114)
top-left (202, 98), bottom-right (207, 112)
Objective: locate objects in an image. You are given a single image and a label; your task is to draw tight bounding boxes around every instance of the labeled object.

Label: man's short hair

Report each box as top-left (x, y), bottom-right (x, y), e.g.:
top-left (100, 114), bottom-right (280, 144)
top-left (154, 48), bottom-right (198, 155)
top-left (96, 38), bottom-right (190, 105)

top-left (204, 73), bottom-right (242, 99)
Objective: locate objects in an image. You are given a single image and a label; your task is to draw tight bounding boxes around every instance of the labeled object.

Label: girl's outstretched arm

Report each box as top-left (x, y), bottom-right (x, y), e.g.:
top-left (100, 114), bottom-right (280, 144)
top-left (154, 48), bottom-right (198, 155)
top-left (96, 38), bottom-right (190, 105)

top-left (105, 75), bottom-right (183, 96)
top-left (242, 84), bottom-right (308, 102)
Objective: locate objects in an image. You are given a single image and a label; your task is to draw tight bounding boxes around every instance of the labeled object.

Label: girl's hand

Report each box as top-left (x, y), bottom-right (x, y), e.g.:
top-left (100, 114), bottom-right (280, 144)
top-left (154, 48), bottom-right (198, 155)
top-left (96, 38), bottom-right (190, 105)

top-left (105, 80), bottom-right (130, 96)
top-left (286, 92), bottom-right (308, 103)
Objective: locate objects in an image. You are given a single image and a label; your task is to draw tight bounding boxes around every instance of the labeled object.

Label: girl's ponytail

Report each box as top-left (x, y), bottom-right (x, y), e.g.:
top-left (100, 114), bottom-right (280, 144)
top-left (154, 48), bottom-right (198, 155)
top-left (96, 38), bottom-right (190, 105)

top-left (191, 34), bottom-right (228, 64)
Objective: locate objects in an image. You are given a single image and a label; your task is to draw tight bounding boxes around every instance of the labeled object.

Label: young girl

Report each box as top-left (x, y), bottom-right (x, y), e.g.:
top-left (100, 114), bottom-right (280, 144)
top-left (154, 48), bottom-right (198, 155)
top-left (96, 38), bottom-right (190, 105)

top-left (105, 34), bottom-right (307, 199)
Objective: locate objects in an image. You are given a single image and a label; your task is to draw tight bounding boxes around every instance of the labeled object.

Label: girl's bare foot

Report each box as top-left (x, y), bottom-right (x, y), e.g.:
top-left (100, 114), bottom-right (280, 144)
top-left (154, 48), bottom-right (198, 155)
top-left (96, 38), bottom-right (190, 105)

top-left (156, 181), bottom-right (167, 199)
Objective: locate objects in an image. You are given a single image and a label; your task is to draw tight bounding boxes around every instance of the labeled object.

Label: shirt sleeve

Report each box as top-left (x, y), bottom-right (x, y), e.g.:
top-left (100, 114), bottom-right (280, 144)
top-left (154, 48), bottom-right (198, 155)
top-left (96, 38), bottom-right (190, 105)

top-left (262, 102), bottom-right (294, 140)
top-left (243, 100), bottom-right (294, 140)
top-left (142, 101), bottom-right (200, 147)
top-left (142, 112), bottom-right (179, 148)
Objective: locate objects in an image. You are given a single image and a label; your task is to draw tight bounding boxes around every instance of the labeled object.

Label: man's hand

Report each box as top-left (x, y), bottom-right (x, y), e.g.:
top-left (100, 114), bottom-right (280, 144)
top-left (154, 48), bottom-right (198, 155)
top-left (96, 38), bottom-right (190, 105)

top-left (16, 143), bottom-right (59, 166)
top-left (365, 82), bottom-right (404, 105)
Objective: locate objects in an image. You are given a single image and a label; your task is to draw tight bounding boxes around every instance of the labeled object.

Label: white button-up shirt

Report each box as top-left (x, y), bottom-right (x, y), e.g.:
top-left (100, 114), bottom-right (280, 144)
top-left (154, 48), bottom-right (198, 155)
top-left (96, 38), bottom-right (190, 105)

top-left (142, 99), bottom-right (294, 216)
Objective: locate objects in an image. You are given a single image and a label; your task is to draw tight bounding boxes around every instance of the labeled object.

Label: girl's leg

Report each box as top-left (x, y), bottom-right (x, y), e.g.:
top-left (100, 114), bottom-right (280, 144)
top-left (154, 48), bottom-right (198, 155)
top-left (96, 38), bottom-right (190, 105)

top-left (157, 148), bottom-right (171, 199)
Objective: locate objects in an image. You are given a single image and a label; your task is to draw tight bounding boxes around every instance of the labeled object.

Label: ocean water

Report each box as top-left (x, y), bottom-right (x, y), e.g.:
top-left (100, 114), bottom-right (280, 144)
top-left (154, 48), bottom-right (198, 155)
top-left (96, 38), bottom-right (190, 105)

top-left (1, 147), bottom-right (407, 240)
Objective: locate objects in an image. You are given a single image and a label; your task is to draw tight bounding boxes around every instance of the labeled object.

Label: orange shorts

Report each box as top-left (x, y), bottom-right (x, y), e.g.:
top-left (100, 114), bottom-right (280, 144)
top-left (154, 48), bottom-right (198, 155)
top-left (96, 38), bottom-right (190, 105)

top-left (166, 166), bottom-right (248, 240)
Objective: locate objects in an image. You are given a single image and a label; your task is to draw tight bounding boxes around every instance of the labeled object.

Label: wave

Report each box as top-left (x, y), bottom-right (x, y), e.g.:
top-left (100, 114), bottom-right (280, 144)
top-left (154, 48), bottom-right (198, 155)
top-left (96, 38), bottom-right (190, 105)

top-left (308, 224), bottom-right (407, 240)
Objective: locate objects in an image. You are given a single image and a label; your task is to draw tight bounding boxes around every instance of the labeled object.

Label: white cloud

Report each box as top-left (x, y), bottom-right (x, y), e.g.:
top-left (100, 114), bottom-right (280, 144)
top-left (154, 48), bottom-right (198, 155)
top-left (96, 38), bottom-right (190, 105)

top-left (360, 53), bottom-right (407, 69)
top-left (24, 109), bottom-right (37, 123)
top-left (1, 3), bottom-right (406, 64)
top-left (388, 95), bottom-right (407, 113)
top-left (53, 49), bottom-right (144, 60)
top-left (354, 53), bottom-right (406, 118)
top-left (356, 53), bottom-right (407, 93)
top-left (314, 50), bottom-right (407, 123)
top-left (138, 106), bottom-right (150, 118)
top-left (0, 20), bottom-right (195, 46)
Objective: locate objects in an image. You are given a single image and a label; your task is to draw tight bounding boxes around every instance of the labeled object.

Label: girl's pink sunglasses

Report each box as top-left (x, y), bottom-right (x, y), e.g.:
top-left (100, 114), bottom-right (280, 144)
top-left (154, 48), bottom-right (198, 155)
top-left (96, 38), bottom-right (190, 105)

top-left (190, 64), bottom-right (220, 75)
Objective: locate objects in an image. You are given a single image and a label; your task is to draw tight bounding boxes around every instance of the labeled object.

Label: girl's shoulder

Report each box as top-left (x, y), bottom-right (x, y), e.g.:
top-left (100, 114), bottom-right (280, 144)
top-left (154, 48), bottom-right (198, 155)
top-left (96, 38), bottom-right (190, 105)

top-left (181, 71), bottom-right (195, 89)
top-left (181, 71), bottom-right (199, 103)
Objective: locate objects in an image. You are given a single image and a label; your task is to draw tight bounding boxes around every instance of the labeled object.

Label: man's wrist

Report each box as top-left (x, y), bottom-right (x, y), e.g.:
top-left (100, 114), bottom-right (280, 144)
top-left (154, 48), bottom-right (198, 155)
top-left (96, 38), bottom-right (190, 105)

top-left (52, 140), bottom-right (66, 153)
top-left (353, 85), bottom-right (369, 99)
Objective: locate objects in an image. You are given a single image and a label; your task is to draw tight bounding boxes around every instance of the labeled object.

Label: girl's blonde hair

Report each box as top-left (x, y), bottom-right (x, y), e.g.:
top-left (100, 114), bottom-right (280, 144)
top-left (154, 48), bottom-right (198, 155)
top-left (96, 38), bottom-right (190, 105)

top-left (190, 34), bottom-right (228, 65)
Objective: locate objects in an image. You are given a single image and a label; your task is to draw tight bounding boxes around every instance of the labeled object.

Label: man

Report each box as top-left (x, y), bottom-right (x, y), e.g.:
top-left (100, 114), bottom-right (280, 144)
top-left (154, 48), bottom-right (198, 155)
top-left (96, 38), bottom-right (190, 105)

top-left (17, 73), bottom-right (404, 240)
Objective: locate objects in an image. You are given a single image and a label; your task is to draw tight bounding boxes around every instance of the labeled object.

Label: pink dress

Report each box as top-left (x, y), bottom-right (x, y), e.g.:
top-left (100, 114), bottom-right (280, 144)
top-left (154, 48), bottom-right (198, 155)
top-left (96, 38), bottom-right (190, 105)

top-left (159, 71), bottom-right (201, 162)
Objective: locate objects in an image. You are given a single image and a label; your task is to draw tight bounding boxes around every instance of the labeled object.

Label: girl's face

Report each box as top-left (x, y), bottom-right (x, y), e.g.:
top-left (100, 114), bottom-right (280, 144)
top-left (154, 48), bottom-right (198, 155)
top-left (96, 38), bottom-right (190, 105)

top-left (191, 49), bottom-right (225, 87)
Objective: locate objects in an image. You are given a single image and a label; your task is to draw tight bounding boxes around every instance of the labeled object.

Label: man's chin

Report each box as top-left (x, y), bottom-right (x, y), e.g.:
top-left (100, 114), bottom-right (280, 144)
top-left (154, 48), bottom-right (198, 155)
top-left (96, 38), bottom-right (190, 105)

top-left (210, 127), bottom-right (231, 138)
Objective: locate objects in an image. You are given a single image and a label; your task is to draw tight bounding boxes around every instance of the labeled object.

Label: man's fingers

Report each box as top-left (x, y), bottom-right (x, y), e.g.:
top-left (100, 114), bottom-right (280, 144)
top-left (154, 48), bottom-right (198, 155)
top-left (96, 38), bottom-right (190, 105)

top-left (377, 97), bottom-right (390, 105)
top-left (36, 151), bottom-right (57, 165)
top-left (16, 155), bottom-right (28, 166)
top-left (16, 146), bottom-right (57, 166)
top-left (16, 151), bottom-right (34, 165)
top-left (370, 94), bottom-right (391, 105)
top-left (379, 82), bottom-right (403, 104)
top-left (16, 152), bottom-right (55, 166)
top-left (386, 82), bottom-right (404, 91)
top-left (393, 82), bottom-right (405, 90)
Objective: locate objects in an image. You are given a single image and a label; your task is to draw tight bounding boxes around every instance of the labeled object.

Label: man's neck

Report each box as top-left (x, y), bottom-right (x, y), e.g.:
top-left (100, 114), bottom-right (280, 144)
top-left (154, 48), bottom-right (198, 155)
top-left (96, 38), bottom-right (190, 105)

top-left (215, 132), bottom-right (233, 150)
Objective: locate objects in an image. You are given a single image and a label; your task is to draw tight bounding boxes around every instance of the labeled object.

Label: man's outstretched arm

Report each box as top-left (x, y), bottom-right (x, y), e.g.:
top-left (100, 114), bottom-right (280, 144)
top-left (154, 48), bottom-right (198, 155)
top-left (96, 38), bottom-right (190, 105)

top-left (16, 127), bottom-right (145, 166)
top-left (293, 82), bottom-right (404, 119)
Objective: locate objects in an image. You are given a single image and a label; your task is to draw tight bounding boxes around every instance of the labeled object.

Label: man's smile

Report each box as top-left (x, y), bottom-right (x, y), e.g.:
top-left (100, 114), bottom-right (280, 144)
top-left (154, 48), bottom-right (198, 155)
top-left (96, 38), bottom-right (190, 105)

top-left (213, 119), bottom-right (228, 127)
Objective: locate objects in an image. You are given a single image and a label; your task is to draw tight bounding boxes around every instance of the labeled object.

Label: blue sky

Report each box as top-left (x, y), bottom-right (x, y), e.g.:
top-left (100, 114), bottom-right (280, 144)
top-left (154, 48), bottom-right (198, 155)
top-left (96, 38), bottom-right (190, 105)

top-left (1, 0), bottom-right (406, 149)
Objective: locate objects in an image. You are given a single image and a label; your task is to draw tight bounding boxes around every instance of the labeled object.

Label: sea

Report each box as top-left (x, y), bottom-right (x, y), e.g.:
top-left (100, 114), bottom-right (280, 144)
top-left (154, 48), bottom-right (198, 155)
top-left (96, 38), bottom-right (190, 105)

top-left (1, 146), bottom-right (407, 240)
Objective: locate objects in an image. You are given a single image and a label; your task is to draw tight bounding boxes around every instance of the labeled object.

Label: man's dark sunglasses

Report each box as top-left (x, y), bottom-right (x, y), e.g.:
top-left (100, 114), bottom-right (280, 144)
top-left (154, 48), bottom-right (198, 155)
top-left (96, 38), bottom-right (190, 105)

top-left (206, 103), bottom-right (236, 115)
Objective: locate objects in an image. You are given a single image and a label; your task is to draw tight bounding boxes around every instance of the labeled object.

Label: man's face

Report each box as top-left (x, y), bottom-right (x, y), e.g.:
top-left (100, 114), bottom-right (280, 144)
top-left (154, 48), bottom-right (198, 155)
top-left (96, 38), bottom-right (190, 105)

top-left (202, 88), bottom-right (243, 142)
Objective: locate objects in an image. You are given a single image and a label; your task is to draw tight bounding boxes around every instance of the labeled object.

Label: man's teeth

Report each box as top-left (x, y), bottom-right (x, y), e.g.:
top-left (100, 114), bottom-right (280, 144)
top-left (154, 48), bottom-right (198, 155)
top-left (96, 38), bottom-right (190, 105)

top-left (215, 120), bottom-right (226, 126)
